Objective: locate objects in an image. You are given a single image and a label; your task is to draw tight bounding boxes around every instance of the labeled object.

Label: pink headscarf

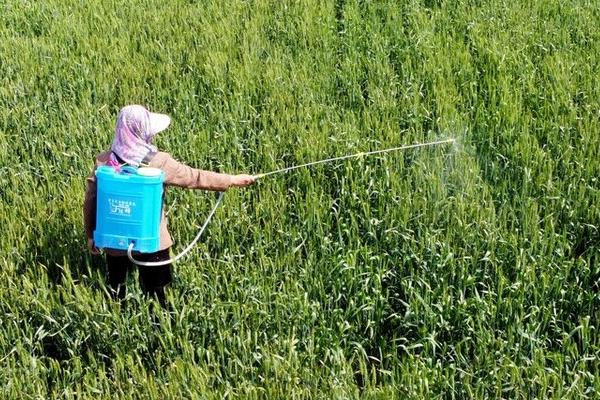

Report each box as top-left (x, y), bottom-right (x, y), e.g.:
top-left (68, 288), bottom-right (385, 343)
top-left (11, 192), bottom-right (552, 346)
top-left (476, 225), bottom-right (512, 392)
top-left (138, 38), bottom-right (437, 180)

top-left (108, 105), bottom-right (171, 167)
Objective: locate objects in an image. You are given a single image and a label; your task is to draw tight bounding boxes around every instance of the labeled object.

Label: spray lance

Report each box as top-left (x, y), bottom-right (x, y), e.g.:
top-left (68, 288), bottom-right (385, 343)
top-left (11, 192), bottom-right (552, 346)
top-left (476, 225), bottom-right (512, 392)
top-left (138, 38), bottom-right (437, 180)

top-left (97, 138), bottom-right (455, 266)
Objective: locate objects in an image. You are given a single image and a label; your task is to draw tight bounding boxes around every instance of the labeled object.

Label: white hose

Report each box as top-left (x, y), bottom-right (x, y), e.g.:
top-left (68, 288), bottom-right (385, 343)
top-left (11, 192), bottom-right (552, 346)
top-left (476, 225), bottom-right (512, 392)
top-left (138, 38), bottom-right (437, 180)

top-left (127, 191), bottom-right (225, 266)
top-left (126, 138), bottom-right (455, 266)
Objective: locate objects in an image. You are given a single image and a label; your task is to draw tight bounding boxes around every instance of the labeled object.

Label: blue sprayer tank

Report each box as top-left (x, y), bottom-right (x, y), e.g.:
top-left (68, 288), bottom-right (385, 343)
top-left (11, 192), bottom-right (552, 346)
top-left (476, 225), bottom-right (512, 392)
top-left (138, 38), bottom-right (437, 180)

top-left (93, 165), bottom-right (165, 253)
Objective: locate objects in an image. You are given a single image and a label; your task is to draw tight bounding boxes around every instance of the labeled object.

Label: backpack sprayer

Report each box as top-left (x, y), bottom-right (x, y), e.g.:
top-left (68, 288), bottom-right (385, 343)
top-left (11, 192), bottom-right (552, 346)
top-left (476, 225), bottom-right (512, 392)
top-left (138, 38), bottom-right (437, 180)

top-left (93, 138), bottom-right (455, 267)
top-left (93, 166), bottom-right (165, 252)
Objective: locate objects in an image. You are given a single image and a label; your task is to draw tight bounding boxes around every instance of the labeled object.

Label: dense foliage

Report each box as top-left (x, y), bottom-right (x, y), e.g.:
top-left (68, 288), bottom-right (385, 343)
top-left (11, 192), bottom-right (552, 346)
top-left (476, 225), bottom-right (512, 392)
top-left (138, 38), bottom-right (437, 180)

top-left (1, 0), bottom-right (599, 398)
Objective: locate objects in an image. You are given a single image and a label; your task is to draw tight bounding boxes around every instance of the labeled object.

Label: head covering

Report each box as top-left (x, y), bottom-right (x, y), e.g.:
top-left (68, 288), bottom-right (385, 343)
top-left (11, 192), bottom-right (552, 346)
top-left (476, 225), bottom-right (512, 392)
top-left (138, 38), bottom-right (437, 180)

top-left (108, 105), bottom-right (171, 167)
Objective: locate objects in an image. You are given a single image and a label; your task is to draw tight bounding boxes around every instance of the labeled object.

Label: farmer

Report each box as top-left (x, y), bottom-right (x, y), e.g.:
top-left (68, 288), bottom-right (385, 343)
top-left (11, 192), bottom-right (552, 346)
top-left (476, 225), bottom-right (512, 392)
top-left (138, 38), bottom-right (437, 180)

top-left (83, 104), bottom-right (255, 307)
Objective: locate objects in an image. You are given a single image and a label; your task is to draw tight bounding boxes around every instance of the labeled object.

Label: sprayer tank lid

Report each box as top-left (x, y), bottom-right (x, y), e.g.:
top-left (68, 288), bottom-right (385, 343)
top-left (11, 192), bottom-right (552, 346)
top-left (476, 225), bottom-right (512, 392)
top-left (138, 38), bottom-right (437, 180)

top-left (137, 167), bottom-right (162, 177)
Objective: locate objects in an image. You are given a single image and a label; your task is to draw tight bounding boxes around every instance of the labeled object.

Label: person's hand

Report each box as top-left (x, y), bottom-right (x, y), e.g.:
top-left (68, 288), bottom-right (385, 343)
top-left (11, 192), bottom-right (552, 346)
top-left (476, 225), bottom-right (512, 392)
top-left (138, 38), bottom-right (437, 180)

top-left (87, 238), bottom-right (100, 255)
top-left (230, 174), bottom-right (257, 188)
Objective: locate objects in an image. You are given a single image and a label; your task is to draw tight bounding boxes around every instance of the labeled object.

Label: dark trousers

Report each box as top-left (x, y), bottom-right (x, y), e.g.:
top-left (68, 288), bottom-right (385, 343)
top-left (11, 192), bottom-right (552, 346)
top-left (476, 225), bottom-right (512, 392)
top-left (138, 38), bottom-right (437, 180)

top-left (106, 248), bottom-right (172, 308)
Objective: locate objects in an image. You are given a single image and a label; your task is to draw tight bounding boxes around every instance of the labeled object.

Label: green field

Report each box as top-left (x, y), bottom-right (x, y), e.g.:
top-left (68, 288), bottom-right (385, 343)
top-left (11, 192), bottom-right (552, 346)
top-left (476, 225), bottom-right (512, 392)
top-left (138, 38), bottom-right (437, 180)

top-left (1, 0), bottom-right (599, 398)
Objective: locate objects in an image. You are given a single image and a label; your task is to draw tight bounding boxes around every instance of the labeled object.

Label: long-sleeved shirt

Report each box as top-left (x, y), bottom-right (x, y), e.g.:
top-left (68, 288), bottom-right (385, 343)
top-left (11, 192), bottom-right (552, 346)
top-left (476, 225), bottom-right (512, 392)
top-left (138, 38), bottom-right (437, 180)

top-left (83, 151), bottom-right (233, 255)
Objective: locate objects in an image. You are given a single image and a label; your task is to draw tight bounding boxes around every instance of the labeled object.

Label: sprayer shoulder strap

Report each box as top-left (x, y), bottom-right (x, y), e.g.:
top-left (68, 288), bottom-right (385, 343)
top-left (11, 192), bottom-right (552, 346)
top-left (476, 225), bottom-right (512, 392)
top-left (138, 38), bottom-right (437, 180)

top-left (140, 151), bottom-right (157, 167)
top-left (111, 151), bottom-right (157, 167)
top-left (111, 151), bottom-right (126, 165)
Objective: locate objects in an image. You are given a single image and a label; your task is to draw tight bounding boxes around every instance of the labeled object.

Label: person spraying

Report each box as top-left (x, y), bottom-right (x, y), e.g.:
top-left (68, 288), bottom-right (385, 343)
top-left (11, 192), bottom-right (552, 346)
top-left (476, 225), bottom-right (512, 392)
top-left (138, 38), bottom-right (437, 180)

top-left (83, 105), bottom-right (255, 307)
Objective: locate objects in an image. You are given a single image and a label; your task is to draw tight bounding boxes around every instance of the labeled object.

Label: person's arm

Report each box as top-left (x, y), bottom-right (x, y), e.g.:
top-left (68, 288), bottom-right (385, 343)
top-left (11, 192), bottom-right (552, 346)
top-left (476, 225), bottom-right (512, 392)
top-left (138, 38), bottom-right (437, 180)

top-left (83, 170), bottom-right (100, 254)
top-left (151, 152), bottom-right (255, 190)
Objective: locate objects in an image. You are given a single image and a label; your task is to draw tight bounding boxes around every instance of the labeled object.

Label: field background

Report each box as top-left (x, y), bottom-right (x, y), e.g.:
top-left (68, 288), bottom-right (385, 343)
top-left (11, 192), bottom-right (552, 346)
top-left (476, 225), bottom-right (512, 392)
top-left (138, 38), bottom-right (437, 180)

top-left (1, 0), bottom-right (599, 398)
